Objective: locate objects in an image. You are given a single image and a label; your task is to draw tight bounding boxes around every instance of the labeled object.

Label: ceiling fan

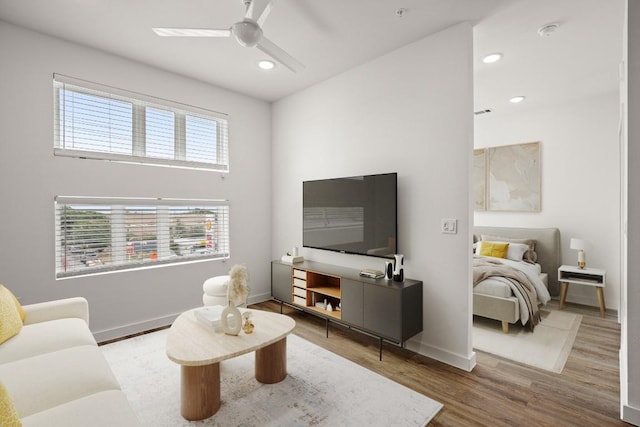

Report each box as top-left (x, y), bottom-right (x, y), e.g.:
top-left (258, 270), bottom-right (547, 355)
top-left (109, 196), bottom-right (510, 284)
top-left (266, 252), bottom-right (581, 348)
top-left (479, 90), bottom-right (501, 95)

top-left (152, 0), bottom-right (304, 72)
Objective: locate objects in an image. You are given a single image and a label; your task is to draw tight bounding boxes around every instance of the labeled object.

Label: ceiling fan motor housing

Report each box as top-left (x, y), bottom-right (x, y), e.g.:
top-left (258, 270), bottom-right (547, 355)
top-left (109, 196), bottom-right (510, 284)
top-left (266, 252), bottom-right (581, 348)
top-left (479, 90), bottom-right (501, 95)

top-left (232, 19), bottom-right (263, 47)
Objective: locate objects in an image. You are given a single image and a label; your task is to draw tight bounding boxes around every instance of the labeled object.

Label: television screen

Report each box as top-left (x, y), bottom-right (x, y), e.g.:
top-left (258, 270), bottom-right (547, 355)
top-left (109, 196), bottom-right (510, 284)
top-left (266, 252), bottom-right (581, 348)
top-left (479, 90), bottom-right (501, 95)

top-left (303, 173), bottom-right (397, 258)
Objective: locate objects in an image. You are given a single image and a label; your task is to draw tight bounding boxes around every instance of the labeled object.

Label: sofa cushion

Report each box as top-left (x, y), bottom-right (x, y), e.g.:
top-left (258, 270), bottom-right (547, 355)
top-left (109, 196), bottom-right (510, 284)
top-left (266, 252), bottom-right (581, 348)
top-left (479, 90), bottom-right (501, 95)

top-left (22, 298), bottom-right (88, 326)
top-left (0, 318), bottom-right (97, 364)
top-left (0, 380), bottom-right (22, 427)
top-left (0, 345), bottom-right (121, 418)
top-left (0, 286), bottom-right (23, 345)
top-left (21, 390), bottom-right (139, 427)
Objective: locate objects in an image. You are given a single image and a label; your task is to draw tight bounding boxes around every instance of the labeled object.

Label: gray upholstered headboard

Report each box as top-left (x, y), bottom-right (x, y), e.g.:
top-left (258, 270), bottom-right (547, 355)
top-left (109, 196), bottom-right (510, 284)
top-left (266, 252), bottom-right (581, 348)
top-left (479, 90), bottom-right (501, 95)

top-left (474, 226), bottom-right (562, 296)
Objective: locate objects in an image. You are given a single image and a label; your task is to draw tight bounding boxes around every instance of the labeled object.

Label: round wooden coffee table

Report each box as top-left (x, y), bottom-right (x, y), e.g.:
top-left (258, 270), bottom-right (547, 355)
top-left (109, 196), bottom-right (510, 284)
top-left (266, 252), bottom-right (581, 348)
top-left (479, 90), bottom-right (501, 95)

top-left (166, 308), bottom-right (296, 420)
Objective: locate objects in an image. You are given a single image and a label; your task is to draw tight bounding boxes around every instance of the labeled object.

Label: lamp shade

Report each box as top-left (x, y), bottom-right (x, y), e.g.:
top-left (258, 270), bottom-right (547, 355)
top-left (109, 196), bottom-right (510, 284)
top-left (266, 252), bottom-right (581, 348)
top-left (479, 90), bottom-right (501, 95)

top-left (570, 238), bottom-right (588, 251)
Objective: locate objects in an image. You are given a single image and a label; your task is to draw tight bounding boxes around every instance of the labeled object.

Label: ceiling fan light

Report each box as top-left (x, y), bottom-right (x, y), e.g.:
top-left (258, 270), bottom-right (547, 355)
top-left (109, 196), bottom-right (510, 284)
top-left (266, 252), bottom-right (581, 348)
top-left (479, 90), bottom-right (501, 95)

top-left (258, 60), bottom-right (275, 70)
top-left (232, 20), bottom-right (263, 47)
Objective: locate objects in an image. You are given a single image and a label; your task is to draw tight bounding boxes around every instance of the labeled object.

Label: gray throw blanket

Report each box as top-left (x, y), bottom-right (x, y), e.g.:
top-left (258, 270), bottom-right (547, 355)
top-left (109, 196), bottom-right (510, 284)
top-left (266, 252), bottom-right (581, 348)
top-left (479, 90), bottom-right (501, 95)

top-left (473, 257), bottom-right (541, 331)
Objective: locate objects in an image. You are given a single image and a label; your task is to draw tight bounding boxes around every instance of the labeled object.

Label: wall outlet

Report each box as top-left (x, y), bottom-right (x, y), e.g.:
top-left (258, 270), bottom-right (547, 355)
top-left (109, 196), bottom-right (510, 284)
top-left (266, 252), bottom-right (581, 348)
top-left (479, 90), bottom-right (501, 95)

top-left (441, 218), bottom-right (457, 234)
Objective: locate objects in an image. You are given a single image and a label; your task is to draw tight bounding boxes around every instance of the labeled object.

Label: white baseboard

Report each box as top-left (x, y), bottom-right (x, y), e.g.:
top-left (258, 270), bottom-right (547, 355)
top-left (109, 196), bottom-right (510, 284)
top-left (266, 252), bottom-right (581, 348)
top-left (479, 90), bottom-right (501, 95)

top-left (247, 292), bottom-right (273, 305)
top-left (93, 292), bottom-right (275, 344)
top-left (623, 404), bottom-right (640, 426)
top-left (93, 312), bottom-right (180, 343)
top-left (406, 338), bottom-right (476, 372)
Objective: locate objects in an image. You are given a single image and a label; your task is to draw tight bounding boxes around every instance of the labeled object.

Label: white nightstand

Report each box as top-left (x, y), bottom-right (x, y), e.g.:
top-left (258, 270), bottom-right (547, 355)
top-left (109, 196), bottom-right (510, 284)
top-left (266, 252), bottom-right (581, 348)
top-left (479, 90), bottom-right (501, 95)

top-left (558, 265), bottom-right (606, 317)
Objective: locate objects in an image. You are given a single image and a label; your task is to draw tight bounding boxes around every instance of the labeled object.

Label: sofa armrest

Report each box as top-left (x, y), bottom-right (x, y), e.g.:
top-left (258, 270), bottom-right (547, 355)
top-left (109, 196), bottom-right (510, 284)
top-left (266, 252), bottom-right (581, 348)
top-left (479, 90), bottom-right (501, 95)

top-left (22, 297), bottom-right (89, 326)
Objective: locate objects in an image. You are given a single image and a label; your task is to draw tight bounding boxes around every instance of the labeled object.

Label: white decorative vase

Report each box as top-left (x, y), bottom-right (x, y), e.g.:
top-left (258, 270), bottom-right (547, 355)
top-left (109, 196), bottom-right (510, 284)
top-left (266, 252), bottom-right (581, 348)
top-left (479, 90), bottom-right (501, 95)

top-left (221, 301), bottom-right (242, 336)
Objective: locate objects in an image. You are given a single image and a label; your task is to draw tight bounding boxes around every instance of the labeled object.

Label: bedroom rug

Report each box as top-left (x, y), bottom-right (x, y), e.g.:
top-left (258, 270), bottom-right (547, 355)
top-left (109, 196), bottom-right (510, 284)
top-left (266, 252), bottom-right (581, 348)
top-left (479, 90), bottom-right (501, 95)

top-left (473, 309), bottom-right (582, 373)
top-left (101, 329), bottom-right (443, 426)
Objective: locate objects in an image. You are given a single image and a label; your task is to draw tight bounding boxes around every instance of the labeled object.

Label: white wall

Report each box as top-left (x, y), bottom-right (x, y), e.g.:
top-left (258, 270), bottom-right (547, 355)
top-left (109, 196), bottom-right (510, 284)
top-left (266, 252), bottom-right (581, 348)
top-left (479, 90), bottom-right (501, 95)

top-left (0, 22), bottom-right (272, 341)
top-left (622, 0), bottom-right (640, 423)
top-left (272, 24), bottom-right (477, 370)
top-left (475, 92), bottom-right (621, 310)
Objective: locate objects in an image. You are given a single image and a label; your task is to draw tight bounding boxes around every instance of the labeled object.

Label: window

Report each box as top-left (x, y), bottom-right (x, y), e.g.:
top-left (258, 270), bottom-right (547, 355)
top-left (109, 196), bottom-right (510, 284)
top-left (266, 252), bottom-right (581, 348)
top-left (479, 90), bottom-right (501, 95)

top-left (53, 74), bottom-right (229, 171)
top-left (55, 197), bottom-right (230, 279)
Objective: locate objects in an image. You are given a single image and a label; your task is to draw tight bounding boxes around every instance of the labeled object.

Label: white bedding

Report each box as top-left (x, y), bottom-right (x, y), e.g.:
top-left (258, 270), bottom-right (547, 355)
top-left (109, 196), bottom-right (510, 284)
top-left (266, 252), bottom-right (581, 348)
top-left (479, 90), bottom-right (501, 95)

top-left (474, 278), bottom-right (513, 298)
top-left (473, 256), bottom-right (551, 325)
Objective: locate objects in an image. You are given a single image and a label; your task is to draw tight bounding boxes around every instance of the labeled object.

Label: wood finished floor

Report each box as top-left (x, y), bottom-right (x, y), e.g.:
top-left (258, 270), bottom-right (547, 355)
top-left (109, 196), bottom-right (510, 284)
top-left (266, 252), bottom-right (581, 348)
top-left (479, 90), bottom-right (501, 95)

top-left (249, 299), bottom-right (624, 427)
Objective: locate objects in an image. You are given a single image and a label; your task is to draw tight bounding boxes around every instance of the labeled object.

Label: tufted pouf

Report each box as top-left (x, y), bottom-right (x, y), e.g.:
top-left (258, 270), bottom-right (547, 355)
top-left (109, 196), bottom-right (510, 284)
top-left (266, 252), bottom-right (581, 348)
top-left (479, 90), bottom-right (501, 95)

top-left (202, 275), bottom-right (230, 306)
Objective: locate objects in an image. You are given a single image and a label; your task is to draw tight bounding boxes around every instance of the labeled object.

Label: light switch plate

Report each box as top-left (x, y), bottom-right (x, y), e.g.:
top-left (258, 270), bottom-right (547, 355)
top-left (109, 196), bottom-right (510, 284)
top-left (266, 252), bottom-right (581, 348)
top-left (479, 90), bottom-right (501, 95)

top-left (441, 218), bottom-right (457, 234)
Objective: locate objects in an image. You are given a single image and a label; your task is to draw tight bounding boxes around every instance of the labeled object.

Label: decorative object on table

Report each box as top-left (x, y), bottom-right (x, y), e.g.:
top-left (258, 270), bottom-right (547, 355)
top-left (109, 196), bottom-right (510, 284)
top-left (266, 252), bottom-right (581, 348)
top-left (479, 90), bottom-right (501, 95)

top-left (281, 247), bottom-right (304, 264)
top-left (393, 254), bottom-right (404, 282)
top-left (194, 305), bottom-right (225, 331)
top-left (385, 260), bottom-right (393, 280)
top-left (221, 264), bottom-right (249, 336)
top-left (242, 311), bottom-right (254, 334)
top-left (359, 268), bottom-right (384, 279)
top-left (221, 302), bottom-right (242, 336)
top-left (570, 238), bottom-right (588, 269)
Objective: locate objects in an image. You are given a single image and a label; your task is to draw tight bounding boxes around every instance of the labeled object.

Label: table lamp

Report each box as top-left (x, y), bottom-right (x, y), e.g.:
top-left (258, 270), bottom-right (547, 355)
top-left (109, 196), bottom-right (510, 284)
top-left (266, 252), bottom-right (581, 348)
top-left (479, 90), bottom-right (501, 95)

top-left (570, 238), bottom-right (588, 269)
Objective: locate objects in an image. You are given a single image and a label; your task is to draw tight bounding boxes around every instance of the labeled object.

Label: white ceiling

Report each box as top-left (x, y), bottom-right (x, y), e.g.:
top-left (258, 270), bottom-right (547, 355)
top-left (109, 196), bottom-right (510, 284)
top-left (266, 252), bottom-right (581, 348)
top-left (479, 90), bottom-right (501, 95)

top-left (474, 0), bottom-right (623, 115)
top-left (0, 0), bottom-right (623, 110)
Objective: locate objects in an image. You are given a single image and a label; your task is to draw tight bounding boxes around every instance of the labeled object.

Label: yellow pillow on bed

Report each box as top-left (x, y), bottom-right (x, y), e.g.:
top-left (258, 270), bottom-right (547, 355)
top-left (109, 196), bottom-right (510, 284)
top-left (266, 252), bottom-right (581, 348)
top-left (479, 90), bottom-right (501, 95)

top-left (478, 241), bottom-right (509, 258)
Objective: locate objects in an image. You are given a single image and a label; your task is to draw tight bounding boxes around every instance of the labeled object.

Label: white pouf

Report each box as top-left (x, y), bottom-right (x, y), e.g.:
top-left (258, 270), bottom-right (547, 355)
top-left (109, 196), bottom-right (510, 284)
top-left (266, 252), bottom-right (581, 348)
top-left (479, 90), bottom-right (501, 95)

top-left (202, 275), bottom-right (229, 306)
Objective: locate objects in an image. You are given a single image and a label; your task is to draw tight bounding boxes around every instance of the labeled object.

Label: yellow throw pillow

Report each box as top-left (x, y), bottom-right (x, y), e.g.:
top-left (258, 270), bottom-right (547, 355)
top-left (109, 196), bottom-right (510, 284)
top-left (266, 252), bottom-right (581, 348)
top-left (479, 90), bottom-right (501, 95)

top-left (0, 381), bottom-right (21, 427)
top-left (7, 291), bottom-right (25, 323)
top-left (0, 286), bottom-right (23, 345)
top-left (478, 241), bottom-right (510, 259)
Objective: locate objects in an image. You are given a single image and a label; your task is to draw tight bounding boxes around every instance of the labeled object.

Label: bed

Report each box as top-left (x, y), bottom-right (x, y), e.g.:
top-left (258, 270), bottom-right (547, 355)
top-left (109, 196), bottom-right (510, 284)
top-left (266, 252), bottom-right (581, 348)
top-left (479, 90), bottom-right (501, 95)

top-left (473, 226), bottom-right (561, 333)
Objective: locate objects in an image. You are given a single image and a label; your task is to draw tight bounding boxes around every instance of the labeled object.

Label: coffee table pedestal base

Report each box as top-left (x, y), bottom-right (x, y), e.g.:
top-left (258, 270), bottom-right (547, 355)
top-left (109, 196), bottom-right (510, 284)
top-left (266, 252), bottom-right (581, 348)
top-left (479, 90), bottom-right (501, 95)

top-left (179, 338), bottom-right (288, 421)
top-left (181, 363), bottom-right (220, 421)
top-left (255, 338), bottom-right (287, 384)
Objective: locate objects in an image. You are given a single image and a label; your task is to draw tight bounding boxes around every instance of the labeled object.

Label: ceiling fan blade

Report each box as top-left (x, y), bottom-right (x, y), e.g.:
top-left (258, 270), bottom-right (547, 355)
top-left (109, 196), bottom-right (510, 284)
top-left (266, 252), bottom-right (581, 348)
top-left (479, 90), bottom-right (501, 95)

top-left (152, 28), bottom-right (231, 37)
top-left (256, 36), bottom-right (304, 72)
top-left (244, 0), bottom-right (279, 27)
top-left (254, 0), bottom-right (278, 27)
top-left (243, 0), bottom-right (254, 20)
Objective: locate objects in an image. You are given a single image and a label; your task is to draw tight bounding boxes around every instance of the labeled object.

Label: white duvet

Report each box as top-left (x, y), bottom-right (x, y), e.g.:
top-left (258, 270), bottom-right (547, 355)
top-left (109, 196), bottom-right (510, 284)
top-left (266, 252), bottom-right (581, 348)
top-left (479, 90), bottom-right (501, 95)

top-left (474, 256), bottom-right (551, 326)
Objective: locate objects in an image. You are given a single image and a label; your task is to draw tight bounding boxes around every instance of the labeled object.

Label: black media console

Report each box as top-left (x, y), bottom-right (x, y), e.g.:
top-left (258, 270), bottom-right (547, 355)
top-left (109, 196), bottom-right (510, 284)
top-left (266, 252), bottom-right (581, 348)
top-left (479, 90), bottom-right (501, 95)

top-left (271, 260), bottom-right (423, 360)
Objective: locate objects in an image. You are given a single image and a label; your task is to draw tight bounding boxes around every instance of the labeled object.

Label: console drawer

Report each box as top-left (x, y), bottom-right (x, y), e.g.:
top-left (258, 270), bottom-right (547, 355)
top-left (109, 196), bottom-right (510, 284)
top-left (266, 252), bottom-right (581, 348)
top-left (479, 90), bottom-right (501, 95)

top-left (293, 277), bottom-right (307, 288)
top-left (293, 269), bottom-right (307, 280)
top-left (293, 286), bottom-right (307, 298)
top-left (293, 295), bottom-right (306, 306)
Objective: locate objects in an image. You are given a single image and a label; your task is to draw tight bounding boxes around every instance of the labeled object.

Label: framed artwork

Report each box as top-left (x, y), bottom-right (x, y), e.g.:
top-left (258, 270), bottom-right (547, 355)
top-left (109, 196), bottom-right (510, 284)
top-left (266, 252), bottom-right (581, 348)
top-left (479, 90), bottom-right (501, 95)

top-left (473, 149), bottom-right (486, 211)
top-left (487, 142), bottom-right (540, 212)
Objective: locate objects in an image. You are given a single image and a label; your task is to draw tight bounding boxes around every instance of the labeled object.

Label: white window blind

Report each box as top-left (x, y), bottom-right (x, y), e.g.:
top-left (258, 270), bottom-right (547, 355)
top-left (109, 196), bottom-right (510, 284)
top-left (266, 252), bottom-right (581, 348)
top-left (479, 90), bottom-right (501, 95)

top-left (53, 74), bottom-right (229, 171)
top-left (55, 197), bottom-right (230, 279)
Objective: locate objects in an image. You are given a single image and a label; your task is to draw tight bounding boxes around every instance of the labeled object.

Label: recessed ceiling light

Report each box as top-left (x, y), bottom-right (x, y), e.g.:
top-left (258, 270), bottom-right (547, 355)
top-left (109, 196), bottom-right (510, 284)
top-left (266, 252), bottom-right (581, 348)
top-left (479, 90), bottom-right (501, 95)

top-left (509, 96), bottom-right (526, 104)
top-left (258, 60), bottom-right (275, 70)
top-left (482, 53), bottom-right (503, 64)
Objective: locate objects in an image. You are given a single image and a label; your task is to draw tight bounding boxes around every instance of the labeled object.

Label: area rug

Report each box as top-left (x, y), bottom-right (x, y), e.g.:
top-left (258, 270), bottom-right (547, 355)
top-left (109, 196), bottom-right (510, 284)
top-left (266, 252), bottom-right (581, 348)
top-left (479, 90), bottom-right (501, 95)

top-left (101, 329), bottom-right (442, 426)
top-left (473, 309), bottom-right (582, 373)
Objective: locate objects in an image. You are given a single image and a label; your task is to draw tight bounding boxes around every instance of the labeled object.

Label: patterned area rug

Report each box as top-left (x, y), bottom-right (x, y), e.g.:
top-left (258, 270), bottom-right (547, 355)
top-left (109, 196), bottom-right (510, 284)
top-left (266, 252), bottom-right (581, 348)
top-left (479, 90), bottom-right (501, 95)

top-left (473, 309), bottom-right (582, 373)
top-left (101, 329), bottom-right (442, 426)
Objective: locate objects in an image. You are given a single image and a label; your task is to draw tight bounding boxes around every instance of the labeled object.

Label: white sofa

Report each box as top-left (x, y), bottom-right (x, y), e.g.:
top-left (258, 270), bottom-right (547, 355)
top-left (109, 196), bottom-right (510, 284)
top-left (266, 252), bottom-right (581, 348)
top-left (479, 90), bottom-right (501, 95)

top-left (0, 297), bottom-right (140, 426)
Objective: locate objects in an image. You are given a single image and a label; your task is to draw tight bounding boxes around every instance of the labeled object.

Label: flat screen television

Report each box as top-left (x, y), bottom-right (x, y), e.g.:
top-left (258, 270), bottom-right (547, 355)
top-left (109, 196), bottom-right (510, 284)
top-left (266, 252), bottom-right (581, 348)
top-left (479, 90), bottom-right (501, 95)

top-left (303, 172), bottom-right (397, 258)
